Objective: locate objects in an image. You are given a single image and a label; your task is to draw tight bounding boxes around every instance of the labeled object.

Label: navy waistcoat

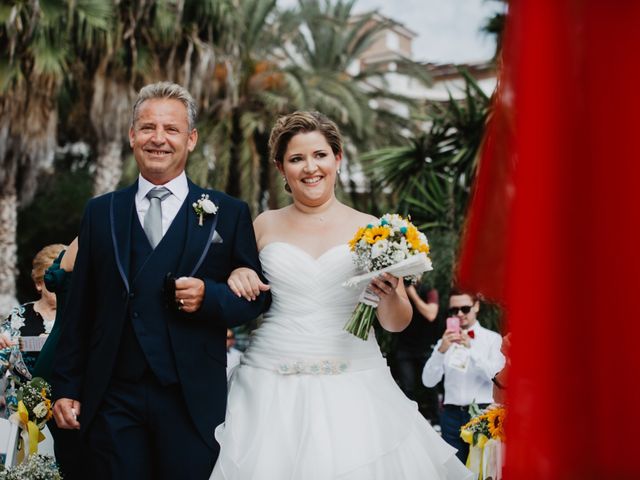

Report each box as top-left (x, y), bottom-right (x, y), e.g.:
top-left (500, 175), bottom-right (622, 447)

top-left (112, 201), bottom-right (188, 385)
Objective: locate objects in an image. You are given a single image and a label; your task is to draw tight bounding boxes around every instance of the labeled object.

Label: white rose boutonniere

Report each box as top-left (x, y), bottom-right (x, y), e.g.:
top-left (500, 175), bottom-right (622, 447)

top-left (193, 193), bottom-right (218, 226)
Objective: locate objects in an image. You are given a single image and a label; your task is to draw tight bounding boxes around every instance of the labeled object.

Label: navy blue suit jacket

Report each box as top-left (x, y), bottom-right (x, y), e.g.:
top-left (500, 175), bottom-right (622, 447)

top-left (51, 179), bottom-right (269, 448)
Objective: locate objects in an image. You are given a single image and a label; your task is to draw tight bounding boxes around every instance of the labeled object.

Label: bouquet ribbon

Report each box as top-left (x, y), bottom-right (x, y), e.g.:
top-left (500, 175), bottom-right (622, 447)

top-left (10, 400), bottom-right (45, 462)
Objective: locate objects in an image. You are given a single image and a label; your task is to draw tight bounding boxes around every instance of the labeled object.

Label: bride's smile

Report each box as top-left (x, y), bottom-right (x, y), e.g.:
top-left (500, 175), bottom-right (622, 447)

top-left (278, 130), bottom-right (342, 207)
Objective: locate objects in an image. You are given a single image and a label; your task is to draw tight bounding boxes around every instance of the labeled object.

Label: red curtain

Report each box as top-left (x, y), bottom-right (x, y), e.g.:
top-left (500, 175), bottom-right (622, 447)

top-left (457, 1), bottom-right (640, 477)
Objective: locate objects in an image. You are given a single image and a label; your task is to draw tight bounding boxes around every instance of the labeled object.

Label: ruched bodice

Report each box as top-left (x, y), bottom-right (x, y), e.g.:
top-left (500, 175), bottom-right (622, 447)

top-left (241, 243), bottom-right (386, 371)
top-left (211, 242), bottom-right (474, 480)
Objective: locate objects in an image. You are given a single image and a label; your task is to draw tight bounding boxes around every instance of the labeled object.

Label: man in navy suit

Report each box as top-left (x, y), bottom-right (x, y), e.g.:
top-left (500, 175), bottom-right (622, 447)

top-left (52, 82), bottom-right (269, 479)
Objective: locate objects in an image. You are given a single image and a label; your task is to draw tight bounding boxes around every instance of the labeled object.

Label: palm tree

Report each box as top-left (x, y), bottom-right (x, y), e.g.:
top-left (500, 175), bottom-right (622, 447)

top-left (278, 0), bottom-right (431, 210)
top-left (190, 0), bottom-right (297, 213)
top-left (362, 72), bottom-right (492, 296)
top-left (0, 0), bottom-right (109, 314)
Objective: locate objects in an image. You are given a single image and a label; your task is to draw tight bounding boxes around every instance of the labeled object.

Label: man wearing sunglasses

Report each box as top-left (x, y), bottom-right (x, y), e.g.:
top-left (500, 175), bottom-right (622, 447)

top-left (421, 288), bottom-right (505, 463)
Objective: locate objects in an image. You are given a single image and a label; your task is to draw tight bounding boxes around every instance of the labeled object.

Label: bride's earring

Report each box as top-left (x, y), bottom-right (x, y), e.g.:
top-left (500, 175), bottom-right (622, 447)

top-left (282, 176), bottom-right (291, 193)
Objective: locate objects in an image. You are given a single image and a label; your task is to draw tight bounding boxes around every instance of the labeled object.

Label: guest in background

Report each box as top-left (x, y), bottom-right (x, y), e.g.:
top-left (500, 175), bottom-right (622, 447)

top-left (33, 237), bottom-right (78, 380)
top-left (492, 333), bottom-right (511, 405)
top-left (391, 280), bottom-right (442, 427)
top-left (30, 238), bottom-right (86, 480)
top-left (422, 288), bottom-right (505, 463)
top-left (0, 243), bottom-right (67, 374)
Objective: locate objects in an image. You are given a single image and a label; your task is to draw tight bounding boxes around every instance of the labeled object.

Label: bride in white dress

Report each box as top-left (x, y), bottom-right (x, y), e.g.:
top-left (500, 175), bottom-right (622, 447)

top-left (210, 111), bottom-right (472, 479)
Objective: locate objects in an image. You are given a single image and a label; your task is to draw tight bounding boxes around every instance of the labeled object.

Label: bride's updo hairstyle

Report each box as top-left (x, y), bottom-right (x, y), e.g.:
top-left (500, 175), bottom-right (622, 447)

top-left (268, 111), bottom-right (343, 167)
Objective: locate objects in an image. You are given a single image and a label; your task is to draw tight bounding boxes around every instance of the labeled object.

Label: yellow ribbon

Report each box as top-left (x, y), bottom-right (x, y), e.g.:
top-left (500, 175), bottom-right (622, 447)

top-left (11, 400), bottom-right (46, 462)
top-left (461, 430), bottom-right (490, 479)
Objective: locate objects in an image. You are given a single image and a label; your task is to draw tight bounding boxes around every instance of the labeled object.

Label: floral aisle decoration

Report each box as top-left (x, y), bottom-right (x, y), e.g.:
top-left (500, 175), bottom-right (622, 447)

top-left (8, 377), bottom-right (54, 462)
top-left (343, 214), bottom-right (432, 340)
top-left (0, 454), bottom-right (61, 479)
top-left (460, 403), bottom-right (507, 480)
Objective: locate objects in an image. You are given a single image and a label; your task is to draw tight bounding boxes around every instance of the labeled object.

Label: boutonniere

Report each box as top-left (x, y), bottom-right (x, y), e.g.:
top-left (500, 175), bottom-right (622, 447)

top-left (192, 194), bottom-right (218, 226)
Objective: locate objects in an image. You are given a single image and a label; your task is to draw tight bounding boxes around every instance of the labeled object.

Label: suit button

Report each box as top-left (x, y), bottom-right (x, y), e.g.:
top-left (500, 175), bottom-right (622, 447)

top-left (132, 312), bottom-right (139, 319)
top-left (129, 293), bottom-right (135, 299)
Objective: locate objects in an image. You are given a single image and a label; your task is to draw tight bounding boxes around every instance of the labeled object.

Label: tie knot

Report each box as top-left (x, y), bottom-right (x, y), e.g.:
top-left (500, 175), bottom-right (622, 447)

top-left (146, 187), bottom-right (171, 202)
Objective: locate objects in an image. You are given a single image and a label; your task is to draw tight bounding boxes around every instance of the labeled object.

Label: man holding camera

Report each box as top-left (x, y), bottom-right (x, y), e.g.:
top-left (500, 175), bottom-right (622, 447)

top-left (421, 288), bottom-right (505, 462)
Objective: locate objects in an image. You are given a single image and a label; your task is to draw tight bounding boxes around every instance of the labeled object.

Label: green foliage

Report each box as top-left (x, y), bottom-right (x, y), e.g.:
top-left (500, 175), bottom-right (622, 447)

top-left (16, 154), bottom-right (92, 302)
top-left (361, 71), bottom-right (504, 330)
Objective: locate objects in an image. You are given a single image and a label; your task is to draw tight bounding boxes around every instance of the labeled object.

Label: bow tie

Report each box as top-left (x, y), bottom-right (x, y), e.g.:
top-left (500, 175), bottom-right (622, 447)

top-left (467, 330), bottom-right (475, 339)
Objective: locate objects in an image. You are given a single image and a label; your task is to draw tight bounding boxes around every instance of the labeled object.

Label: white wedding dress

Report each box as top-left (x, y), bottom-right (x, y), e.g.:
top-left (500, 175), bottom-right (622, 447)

top-left (210, 243), bottom-right (473, 480)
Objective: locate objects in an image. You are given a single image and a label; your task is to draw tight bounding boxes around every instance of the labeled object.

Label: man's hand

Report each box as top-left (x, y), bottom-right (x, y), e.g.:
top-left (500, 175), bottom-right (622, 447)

top-left (460, 330), bottom-right (472, 348)
top-left (175, 277), bottom-right (205, 313)
top-left (53, 398), bottom-right (81, 430)
top-left (438, 329), bottom-right (462, 353)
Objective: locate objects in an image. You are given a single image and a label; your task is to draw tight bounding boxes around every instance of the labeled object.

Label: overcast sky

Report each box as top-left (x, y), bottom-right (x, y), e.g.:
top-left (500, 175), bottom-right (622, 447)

top-left (280, 0), bottom-right (504, 64)
top-left (354, 0), bottom-right (503, 63)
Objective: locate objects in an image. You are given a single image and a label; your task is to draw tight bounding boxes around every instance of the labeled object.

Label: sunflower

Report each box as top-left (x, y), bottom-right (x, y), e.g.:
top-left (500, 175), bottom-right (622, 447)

top-left (485, 407), bottom-right (506, 440)
top-left (349, 226), bottom-right (367, 250)
top-left (364, 225), bottom-right (391, 244)
top-left (405, 226), bottom-right (429, 253)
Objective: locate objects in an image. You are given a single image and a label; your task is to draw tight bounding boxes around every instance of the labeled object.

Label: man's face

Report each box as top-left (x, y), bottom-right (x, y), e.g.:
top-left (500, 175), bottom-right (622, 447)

top-left (129, 98), bottom-right (198, 185)
top-left (448, 294), bottom-right (479, 329)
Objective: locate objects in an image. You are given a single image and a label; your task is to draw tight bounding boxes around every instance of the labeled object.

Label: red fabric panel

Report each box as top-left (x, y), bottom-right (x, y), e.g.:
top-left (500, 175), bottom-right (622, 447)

top-left (457, 1), bottom-right (640, 477)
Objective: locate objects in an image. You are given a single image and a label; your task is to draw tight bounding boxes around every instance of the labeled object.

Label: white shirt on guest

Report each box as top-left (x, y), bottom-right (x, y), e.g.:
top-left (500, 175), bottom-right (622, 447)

top-left (422, 321), bottom-right (505, 406)
top-left (136, 172), bottom-right (189, 237)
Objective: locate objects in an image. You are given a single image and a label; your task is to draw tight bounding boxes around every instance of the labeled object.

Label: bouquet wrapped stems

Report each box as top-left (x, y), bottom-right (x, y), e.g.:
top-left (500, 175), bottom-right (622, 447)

top-left (344, 302), bottom-right (376, 340)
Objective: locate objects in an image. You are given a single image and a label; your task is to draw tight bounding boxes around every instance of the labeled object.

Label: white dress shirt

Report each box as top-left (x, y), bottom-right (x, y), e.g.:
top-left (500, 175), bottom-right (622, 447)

top-left (136, 172), bottom-right (189, 237)
top-left (422, 321), bottom-right (505, 406)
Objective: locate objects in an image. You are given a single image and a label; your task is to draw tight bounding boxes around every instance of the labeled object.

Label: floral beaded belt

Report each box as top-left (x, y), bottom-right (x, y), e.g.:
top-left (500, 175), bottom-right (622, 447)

top-left (276, 358), bottom-right (351, 375)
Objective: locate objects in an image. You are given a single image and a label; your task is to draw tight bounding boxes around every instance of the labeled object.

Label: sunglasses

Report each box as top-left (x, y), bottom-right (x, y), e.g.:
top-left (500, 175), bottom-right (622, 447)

top-left (448, 305), bottom-right (473, 315)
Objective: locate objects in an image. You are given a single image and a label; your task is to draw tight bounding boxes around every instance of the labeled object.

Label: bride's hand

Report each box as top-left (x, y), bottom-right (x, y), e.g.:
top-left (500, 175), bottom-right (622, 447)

top-left (228, 267), bottom-right (270, 301)
top-left (368, 273), bottom-right (400, 304)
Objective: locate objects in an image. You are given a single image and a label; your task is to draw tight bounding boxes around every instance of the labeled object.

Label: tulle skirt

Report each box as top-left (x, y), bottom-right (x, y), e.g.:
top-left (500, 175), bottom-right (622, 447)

top-left (210, 361), bottom-right (473, 479)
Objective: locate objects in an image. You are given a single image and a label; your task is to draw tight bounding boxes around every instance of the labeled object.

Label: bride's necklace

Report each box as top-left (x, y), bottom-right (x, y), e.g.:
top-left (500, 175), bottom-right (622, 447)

top-left (293, 198), bottom-right (337, 223)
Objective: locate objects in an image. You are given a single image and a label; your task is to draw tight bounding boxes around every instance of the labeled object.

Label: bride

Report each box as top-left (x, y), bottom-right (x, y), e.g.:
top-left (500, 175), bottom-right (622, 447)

top-left (210, 111), bottom-right (472, 479)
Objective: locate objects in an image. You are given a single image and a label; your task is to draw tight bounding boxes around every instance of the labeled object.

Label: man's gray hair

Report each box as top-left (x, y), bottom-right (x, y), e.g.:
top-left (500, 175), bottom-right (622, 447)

top-left (131, 82), bottom-right (198, 130)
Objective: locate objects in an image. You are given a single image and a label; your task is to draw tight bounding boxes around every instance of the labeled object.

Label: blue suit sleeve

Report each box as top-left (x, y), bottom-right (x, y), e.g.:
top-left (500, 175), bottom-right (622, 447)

top-left (191, 202), bottom-right (270, 327)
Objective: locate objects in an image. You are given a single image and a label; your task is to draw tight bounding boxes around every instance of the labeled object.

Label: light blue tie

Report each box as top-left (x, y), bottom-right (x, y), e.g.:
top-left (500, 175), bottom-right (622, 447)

top-left (144, 187), bottom-right (171, 248)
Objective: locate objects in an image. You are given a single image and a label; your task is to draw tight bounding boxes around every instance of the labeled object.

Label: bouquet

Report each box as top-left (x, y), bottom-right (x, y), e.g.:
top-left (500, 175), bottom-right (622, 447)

top-left (9, 377), bottom-right (54, 462)
top-left (343, 214), bottom-right (432, 340)
top-left (460, 403), bottom-right (506, 447)
top-left (0, 454), bottom-right (61, 480)
top-left (460, 403), bottom-right (506, 478)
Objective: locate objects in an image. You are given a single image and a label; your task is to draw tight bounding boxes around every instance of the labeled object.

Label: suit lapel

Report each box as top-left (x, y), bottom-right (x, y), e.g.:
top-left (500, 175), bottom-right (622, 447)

top-left (176, 180), bottom-right (219, 277)
top-left (110, 182), bottom-right (137, 293)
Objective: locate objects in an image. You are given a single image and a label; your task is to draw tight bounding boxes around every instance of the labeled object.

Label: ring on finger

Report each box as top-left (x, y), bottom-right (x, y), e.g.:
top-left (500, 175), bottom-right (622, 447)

top-left (179, 298), bottom-right (185, 306)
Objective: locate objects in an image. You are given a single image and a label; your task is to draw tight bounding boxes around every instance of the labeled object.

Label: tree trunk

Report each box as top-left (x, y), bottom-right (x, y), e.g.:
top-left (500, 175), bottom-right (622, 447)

top-left (227, 107), bottom-right (242, 198)
top-left (0, 190), bottom-right (18, 317)
top-left (93, 140), bottom-right (124, 196)
top-left (90, 63), bottom-right (135, 196)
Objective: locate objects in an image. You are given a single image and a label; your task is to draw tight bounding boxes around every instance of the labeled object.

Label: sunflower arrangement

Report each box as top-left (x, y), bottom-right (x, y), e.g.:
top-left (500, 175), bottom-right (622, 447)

top-left (460, 404), bottom-right (507, 447)
top-left (344, 214), bottom-right (432, 340)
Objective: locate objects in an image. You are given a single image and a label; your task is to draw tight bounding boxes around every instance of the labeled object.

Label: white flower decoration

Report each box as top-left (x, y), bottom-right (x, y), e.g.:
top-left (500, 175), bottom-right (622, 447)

top-left (33, 402), bottom-right (49, 419)
top-left (193, 194), bottom-right (218, 226)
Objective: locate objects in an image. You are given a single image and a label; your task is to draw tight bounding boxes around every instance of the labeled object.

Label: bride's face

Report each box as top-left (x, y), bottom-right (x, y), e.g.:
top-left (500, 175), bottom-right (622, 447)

top-left (279, 130), bottom-right (342, 207)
